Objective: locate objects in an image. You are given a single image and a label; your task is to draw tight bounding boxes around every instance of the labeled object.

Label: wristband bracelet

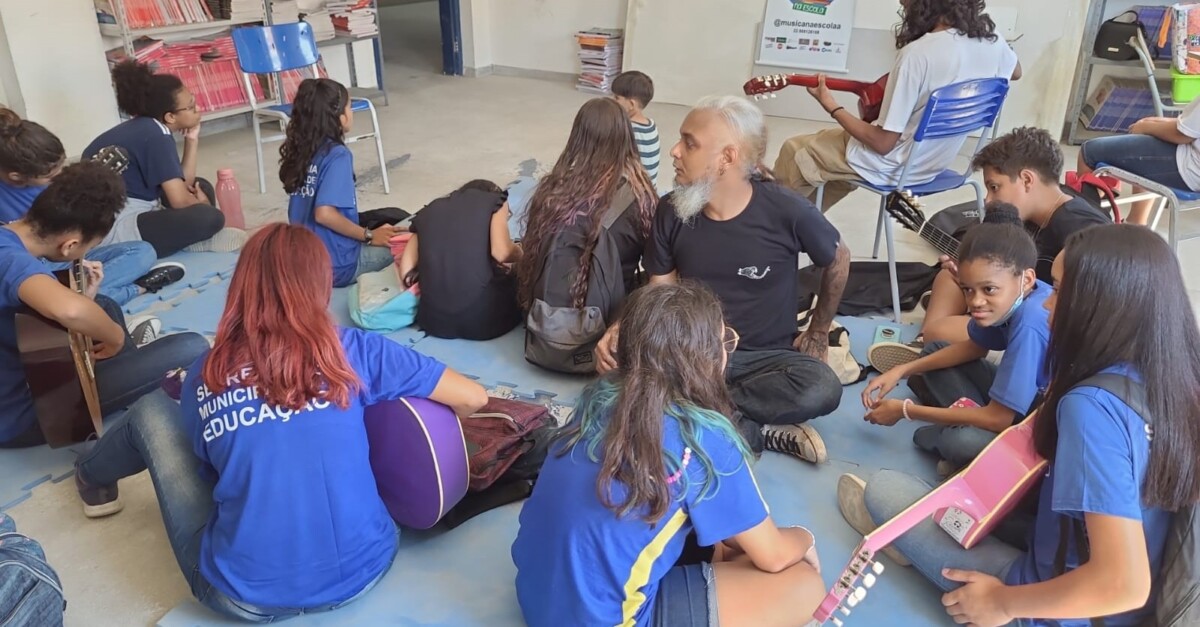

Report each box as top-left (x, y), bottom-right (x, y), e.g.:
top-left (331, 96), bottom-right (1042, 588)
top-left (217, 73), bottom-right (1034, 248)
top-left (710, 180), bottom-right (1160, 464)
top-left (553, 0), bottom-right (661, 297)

top-left (902, 398), bottom-right (914, 421)
top-left (828, 106), bottom-right (846, 118)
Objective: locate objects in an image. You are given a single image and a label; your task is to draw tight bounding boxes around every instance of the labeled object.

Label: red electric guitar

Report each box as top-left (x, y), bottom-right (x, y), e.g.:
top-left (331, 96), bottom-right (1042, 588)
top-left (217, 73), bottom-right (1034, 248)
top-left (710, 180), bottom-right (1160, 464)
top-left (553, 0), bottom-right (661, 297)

top-left (743, 73), bottom-right (889, 123)
top-left (812, 413), bottom-right (1047, 625)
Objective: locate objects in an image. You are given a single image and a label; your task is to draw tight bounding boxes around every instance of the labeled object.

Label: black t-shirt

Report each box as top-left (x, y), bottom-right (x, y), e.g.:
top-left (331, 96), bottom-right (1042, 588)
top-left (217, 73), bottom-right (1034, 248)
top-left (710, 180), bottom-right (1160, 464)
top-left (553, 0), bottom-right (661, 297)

top-left (1030, 197), bottom-right (1109, 283)
top-left (411, 188), bottom-right (521, 340)
top-left (645, 180), bottom-right (841, 351)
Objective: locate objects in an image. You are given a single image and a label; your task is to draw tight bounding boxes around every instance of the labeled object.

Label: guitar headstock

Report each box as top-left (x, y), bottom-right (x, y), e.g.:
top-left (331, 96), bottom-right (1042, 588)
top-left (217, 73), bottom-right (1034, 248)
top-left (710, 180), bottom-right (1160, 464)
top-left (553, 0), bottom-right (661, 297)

top-left (883, 190), bottom-right (928, 235)
top-left (90, 145), bottom-right (130, 176)
top-left (743, 74), bottom-right (787, 100)
top-left (811, 546), bottom-right (885, 625)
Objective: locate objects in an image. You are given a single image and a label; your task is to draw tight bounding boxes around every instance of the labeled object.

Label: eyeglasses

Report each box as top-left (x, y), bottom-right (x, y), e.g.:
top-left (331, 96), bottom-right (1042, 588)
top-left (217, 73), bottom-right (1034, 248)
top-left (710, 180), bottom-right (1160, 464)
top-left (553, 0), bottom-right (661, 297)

top-left (723, 326), bottom-right (740, 354)
top-left (173, 102), bottom-right (197, 113)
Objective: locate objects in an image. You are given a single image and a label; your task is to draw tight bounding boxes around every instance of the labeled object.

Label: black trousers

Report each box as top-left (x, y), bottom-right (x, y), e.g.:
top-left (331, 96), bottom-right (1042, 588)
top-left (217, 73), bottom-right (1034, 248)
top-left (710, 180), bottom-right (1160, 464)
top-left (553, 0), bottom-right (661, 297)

top-left (725, 348), bottom-right (842, 452)
top-left (141, 178), bottom-right (224, 258)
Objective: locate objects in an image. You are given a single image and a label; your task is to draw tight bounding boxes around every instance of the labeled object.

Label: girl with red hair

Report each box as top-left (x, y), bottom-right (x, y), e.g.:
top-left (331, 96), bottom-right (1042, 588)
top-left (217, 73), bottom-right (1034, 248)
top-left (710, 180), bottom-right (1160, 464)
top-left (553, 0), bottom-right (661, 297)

top-left (73, 223), bottom-right (487, 621)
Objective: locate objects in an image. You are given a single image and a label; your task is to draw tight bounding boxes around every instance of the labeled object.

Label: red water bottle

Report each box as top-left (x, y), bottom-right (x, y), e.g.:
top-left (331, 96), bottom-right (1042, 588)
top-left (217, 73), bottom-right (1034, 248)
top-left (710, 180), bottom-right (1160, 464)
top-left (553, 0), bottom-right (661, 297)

top-left (214, 169), bottom-right (245, 229)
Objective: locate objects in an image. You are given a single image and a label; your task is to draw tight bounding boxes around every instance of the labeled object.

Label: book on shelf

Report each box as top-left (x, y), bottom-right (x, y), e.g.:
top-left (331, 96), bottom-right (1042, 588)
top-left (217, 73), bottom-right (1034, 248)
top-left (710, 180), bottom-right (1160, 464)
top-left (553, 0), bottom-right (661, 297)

top-left (229, 0), bottom-right (265, 22)
top-left (272, 0), bottom-right (301, 24)
top-left (96, 0), bottom-right (218, 30)
top-left (302, 10), bottom-right (337, 41)
top-left (575, 27), bottom-right (623, 94)
top-left (331, 8), bottom-right (378, 37)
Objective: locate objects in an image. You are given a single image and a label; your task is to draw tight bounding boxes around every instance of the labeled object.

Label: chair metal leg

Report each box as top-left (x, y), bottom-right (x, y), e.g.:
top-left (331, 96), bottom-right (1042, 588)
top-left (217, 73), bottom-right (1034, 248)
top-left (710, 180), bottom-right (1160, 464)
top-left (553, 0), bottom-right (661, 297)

top-left (815, 183), bottom-right (825, 212)
top-left (366, 101), bottom-right (390, 194)
top-left (882, 200), bottom-right (903, 323)
top-left (968, 180), bottom-right (985, 217)
top-left (1169, 197), bottom-right (1179, 253)
top-left (872, 205), bottom-right (885, 259)
top-left (1151, 197), bottom-right (1166, 231)
top-left (252, 114), bottom-right (267, 194)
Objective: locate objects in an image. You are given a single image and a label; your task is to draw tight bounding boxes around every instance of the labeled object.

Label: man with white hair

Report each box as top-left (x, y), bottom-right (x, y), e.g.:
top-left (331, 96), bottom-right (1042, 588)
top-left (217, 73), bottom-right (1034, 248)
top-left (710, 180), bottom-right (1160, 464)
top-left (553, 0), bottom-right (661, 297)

top-left (596, 95), bottom-right (850, 463)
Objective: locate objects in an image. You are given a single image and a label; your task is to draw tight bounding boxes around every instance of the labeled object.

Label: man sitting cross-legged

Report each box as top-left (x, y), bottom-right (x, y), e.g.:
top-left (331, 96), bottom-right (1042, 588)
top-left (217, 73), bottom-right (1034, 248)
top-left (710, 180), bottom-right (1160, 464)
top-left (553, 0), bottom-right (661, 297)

top-left (596, 95), bottom-right (850, 462)
top-left (773, 0), bottom-right (1020, 212)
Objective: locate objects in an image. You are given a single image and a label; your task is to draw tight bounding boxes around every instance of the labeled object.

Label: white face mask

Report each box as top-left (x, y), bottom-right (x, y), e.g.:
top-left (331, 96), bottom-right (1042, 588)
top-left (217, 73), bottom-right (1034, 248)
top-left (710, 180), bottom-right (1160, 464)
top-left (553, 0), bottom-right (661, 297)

top-left (992, 278), bottom-right (1031, 326)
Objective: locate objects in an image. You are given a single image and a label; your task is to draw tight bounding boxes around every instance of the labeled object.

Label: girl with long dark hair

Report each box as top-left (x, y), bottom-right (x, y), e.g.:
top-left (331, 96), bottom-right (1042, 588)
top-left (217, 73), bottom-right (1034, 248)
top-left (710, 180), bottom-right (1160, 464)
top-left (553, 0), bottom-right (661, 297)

top-left (774, 0), bottom-right (1020, 212)
top-left (84, 60), bottom-right (241, 257)
top-left (839, 224), bottom-right (1200, 627)
top-left (281, 78), bottom-right (398, 287)
top-left (74, 224), bottom-right (487, 621)
top-left (514, 97), bottom-right (657, 310)
top-left (513, 282), bottom-right (824, 627)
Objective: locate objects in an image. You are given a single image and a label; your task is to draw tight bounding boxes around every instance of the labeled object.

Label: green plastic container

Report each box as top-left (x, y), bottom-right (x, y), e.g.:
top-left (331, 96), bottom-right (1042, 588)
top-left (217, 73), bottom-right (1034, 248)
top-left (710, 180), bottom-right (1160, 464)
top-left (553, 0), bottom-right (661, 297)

top-left (1172, 68), bottom-right (1200, 104)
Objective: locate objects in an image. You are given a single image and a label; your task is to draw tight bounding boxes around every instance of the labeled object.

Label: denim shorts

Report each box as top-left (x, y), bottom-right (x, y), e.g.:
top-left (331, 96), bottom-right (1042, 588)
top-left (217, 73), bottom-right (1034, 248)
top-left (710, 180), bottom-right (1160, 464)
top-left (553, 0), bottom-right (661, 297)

top-left (651, 562), bottom-right (717, 627)
top-left (1080, 134), bottom-right (1190, 189)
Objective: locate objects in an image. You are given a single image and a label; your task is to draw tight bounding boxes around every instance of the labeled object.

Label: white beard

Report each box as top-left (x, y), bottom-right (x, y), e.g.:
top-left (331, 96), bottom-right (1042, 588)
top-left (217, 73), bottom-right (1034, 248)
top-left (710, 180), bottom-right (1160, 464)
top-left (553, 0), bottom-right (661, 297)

top-left (670, 175), bottom-right (716, 222)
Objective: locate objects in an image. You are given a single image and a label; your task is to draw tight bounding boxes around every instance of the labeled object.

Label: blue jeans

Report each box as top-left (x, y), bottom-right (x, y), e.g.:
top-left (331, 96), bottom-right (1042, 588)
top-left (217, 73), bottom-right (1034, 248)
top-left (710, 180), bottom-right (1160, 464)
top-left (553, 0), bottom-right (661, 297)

top-left (45, 241), bottom-right (156, 306)
top-left (651, 562), bottom-right (715, 627)
top-left (911, 341), bottom-right (1002, 466)
top-left (0, 514), bottom-right (65, 627)
top-left (864, 470), bottom-right (1023, 592)
top-left (1081, 133), bottom-right (1191, 190)
top-left (77, 392), bottom-right (395, 622)
top-left (354, 244), bottom-right (395, 280)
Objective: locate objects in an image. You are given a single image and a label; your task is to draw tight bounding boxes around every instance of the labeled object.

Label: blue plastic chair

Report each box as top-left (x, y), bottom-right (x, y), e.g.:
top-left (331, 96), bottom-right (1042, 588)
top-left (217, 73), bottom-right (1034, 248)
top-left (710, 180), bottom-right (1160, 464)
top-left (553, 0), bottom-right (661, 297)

top-left (816, 77), bottom-right (1009, 322)
top-left (1091, 163), bottom-right (1200, 253)
top-left (232, 22), bottom-right (390, 194)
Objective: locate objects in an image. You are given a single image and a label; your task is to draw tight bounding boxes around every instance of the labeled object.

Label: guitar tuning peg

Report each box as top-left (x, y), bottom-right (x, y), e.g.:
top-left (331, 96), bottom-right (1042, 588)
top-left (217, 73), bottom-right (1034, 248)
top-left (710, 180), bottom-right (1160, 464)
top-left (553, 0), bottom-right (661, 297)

top-left (873, 562), bottom-right (885, 575)
top-left (846, 595), bottom-right (859, 608)
top-left (863, 573), bottom-right (877, 588)
top-left (854, 587), bottom-right (867, 602)
top-left (770, 93), bottom-right (777, 99)
top-left (839, 606), bottom-right (852, 617)
top-left (832, 618), bottom-right (844, 627)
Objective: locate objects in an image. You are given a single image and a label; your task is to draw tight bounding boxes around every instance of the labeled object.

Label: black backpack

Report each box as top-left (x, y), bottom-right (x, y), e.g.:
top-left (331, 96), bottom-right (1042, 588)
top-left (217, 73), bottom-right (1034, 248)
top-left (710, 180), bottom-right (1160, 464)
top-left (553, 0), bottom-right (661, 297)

top-left (0, 513), bottom-right (65, 627)
top-left (524, 186), bottom-right (633, 374)
top-left (797, 261), bottom-right (938, 316)
top-left (1056, 374), bottom-right (1199, 627)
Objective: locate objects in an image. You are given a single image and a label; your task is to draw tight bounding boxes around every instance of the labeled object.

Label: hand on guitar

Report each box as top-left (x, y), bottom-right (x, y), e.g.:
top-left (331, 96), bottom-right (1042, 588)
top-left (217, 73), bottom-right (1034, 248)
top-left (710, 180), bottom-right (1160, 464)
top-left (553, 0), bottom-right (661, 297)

top-left (80, 260), bottom-right (104, 299)
top-left (862, 369), bottom-right (902, 409)
top-left (941, 569), bottom-right (1012, 627)
top-left (939, 255), bottom-right (959, 279)
top-left (91, 336), bottom-right (125, 360)
top-left (864, 398), bottom-right (906, 426)
top-left (806, 74), bottom-right (840, 113)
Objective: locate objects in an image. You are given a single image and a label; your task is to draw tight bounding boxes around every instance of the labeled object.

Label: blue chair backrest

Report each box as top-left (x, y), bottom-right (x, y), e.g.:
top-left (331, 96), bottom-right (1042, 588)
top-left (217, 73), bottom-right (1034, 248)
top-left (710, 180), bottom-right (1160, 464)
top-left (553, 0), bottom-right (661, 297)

top-left (231, 22), bottom-right (320, 74)
top-left (913, 78), bottom-right (1009, 143)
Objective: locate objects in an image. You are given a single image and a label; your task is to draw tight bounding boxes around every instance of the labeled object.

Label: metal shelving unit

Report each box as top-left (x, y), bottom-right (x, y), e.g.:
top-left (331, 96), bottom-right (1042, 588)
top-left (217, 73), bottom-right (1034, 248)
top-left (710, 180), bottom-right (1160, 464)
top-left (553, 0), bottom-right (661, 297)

top-left (316, 1), bottom-right (388, 106)
top-left (1064, 0), bottom-right (1174, 145)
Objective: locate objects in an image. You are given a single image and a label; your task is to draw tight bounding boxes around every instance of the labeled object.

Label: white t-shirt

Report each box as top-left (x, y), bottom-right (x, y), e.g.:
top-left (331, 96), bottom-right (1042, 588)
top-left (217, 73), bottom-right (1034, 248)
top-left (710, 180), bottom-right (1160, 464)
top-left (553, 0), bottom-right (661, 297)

top-left (846, 29), bottom-right (1018, 187)
top-left (1174, 99), bottom-right (1200, 190)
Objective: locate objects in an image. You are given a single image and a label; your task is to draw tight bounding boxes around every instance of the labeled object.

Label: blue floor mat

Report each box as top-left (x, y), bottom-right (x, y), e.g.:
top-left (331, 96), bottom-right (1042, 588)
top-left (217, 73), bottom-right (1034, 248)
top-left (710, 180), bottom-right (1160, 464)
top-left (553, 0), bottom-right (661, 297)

top-left (158, 317), bottom-right (958, 626)
top-left (0, 442), bottom-right (92, 511)
top-left (123, 252), bottom-right (239, 316)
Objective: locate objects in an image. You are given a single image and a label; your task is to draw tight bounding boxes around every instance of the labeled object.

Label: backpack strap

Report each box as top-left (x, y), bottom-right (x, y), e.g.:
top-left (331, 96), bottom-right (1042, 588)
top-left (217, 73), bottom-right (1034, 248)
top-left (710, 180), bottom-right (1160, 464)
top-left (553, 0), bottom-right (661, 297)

top-left (1050, 373), bottom-right (1145, 627)
top-left (602, 184), bottom-right (636, 230)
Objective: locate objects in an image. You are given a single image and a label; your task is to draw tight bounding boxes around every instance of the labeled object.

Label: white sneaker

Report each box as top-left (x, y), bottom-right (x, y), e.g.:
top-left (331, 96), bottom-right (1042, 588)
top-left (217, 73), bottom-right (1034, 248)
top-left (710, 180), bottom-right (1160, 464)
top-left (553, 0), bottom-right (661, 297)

top-left (762, 423), bottom-right (828, 464)
top-left (867, 340), bottom-right (925, 374)
top-left (184, 227), bottom-right (248, 253)
top-left (125, 314), bottom-right (161, 347)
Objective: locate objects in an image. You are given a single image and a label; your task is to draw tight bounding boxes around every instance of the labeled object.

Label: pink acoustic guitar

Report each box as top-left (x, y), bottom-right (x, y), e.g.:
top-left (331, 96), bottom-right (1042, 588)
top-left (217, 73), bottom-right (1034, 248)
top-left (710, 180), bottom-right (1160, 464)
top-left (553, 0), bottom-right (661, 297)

top-left (365, 397), bottom-right (470, 529)
top-left (812, 414), bottom-right (1047, 625)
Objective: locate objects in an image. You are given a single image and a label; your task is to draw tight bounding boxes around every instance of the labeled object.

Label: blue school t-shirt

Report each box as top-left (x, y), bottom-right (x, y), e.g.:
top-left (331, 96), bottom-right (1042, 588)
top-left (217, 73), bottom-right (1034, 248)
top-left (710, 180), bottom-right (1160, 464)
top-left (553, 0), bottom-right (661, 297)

top-left (287, 143), bottom-right (362, 287)
top-left (0, 181), bottom-right (45, 223)
top-left (512, 416), bottom-right (768, 627)
top-left (180, 327), bottom-right (446, 608)
top-left (966, 280), bottom-right (1052, 416)
top-left (84, 117), bottom-right (183, 202)
top-left (1007, 365), bottom-right (1170, 627)
top-left (0, 228), bottom-right (53, 442)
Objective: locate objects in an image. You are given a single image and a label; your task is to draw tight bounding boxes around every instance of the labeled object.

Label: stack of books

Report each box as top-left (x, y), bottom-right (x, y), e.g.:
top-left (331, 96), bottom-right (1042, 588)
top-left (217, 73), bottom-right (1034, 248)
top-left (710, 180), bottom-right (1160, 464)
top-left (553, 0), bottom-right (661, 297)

top-left (271, 0), bottom-right (300, 24)
top-left (229, 0), bottom-right (265, 22)
top-left (328, 0), bottom-right (377, 37)
top-left (575, 28), bottom-right (623, 94)
top-left (204, 0), bottom-right (231, 19)
top-left (303, 10), bottom-right (337, 41)
top-left (97, 0), bottom-right (215, 29)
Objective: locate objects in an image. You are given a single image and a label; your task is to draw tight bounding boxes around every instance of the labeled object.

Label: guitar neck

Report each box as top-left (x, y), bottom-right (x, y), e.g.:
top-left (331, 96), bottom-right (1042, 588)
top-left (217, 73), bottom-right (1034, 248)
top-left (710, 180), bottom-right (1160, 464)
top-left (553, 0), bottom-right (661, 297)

top-left (860, 479), bottom-right (965, 552)
top-left (915, 223), bottom-right (961, 259)
top-left (784, 74), bottom-right (871, 95)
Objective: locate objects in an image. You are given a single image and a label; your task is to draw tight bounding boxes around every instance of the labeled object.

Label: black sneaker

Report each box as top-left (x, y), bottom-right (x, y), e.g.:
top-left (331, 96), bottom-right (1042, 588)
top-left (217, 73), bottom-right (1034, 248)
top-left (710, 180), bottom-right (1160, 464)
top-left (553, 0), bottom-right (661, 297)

top-left (134, 261), bottom-right (186, 293)
top-left (74, 461), bottom-right (122, 518)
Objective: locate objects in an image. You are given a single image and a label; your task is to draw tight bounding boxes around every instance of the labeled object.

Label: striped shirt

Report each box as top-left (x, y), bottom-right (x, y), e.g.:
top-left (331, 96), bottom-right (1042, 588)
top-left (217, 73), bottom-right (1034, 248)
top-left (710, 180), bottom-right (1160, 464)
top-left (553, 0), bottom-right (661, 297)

top-left (631, 119), bottom-right (660, 189)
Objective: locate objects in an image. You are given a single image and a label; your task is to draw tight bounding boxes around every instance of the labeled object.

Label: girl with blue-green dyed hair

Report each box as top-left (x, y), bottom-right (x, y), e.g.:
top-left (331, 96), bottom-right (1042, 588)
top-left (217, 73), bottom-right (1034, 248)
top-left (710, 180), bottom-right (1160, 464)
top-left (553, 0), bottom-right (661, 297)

top-left (511, 280), bottom-right (825, 627)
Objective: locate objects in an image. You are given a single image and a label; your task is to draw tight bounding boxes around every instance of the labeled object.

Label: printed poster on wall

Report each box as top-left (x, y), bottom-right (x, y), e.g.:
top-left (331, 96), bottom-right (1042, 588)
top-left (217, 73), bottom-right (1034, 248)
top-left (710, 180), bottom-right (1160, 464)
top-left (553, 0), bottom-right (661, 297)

top-left (757, 0), bottom-right (857, 73)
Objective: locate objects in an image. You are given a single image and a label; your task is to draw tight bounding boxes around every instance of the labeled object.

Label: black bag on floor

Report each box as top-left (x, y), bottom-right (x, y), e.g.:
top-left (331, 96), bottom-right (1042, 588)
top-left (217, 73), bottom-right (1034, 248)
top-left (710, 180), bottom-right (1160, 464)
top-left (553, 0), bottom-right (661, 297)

top-left (358, 207), bottom-right (411, 229)
top-left (797, 261), bottom-right (938, 316)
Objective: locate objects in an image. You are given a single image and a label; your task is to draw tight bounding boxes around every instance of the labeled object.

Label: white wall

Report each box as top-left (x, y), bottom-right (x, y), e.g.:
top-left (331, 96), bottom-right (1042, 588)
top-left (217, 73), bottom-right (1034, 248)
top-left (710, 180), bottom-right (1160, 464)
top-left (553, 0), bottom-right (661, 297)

top-left (0, 0), bottom-right (120, 155)
top-left (468, 0), bottom-right (626, 75)
top-left (623, 0), bottom-right (1090, 135)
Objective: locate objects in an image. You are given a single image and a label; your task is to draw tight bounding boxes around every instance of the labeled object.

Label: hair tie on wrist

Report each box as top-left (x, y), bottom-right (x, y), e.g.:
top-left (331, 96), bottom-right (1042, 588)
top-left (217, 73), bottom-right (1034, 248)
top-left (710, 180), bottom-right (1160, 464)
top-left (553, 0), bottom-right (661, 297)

top-left (829, 106), bottom-right (846, 118)
top-left (902, 398), bottom-right (914, 421)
